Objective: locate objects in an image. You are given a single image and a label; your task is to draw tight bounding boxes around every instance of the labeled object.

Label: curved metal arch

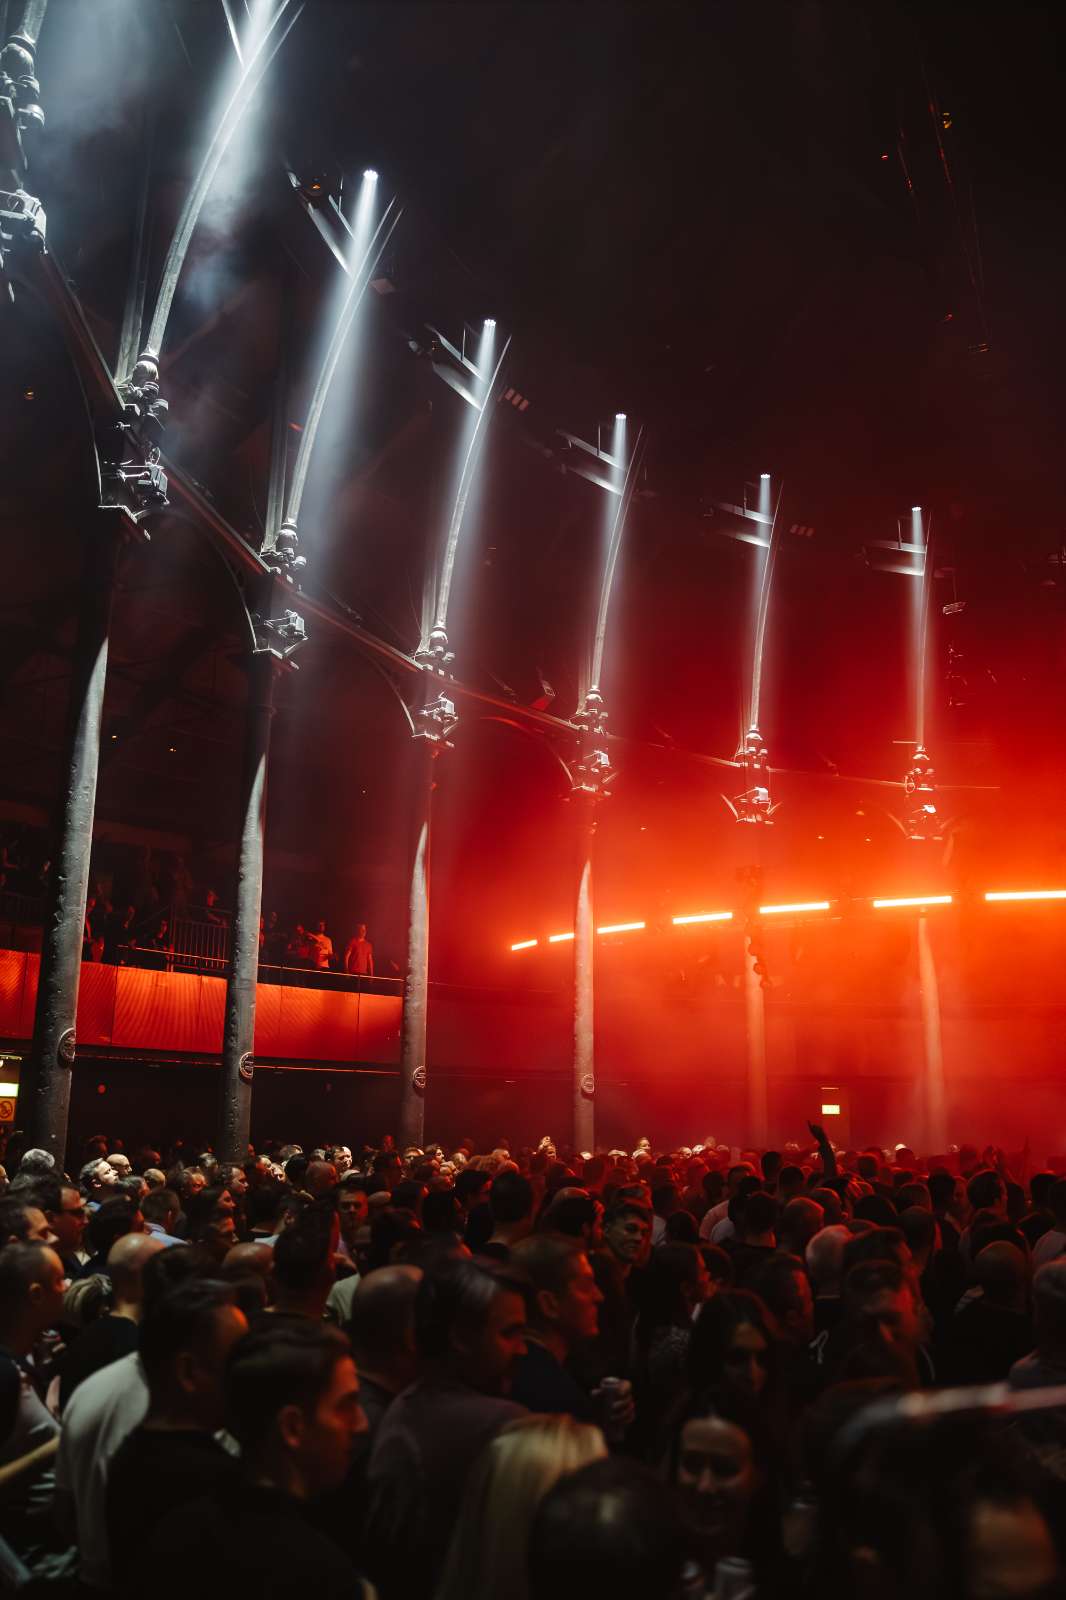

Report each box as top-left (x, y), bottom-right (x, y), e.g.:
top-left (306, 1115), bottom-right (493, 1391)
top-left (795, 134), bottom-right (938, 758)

top-left (12, 256), bottom-right (122, 506)
top-left (471, 713), bottom-right (577, 787)
top-left (156, 507), bottom-right (261, 654)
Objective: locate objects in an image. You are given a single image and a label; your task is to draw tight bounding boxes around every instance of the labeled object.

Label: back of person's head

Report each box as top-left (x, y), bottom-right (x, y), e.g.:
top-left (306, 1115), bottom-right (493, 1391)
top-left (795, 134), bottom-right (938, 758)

top-left (142, 1187), bottom-right (180, 1228)
top-left (841, 1225), bottom-right (908, 1282)
top-left (807, 1224), bottom-right (851, 1295)
top-left (842, 1258), bottom-right (909, 1319)
top-left (700, 1244), bottom-right (734, 1288)
top-left (967, 1169), bottom-right (1005, 1214)
top-left (1032, 1260), bottom-right (1066, 1352)
top-left (491, 1170), bottom-right (534, 1226)
top-left (284, 1154), bottom-right (309, 1190)
top-left (368, 1206), bottom-right (422, 1270)
top-left (747, 1252), bottom-right (810, 1334)
top-left (107, 1230), bottom-right (164, 1300)
top-left (779, 1196), bottom-right (824, 1250)
top-left (762, 1150), bottom-right (782, 1183)
top-left (740, 1190), bottom-right (777, 1241)
top-left (273, 1206), bottom-right (334, 1296)
top-left (17, 1149), bottom-right (55, 1177)
top-left (777, 1164), bottom-right (805, 1200)
top-left (583, 1155), bottom-right (607, 1188)
top-left (438, 1414), bottom-right (606, 1600)
top-left (664, 1209), bottom-right (699, 1245)
top-left (421, 1189), bottom-right (461, 1236)
top-left (897, 1207), bottom-right (936, 1265)
top-left (140, 1243), bottom-right (201, 1314)
top-left (455, 1168), bottom-right (491, 1208)
top-left (86, 1196), bottom-right (139, 1258)
top-left (346, 1264), bottom-right (422, 1368)
top-left (974, 1242), bottom-right (1028, 1310)
top-left (225, 1320), bottom-right (352, 1455)
top-left (808, 1185), bottom-right (845, 1226)
top-left (528, 1457), bottom-right (685, 1600)
top-left (1048, 1178), bottom-right (1066, 1227)
top-left (854, 1193), bottom-right (898, 1228)
top-left (928, 1171), bottom-right (958, 1211)
top-left (138, 1278), bottom-right (239, 1395)
top-left (971, 1218), bottom-right (1029, 1262)
top-left (896, 1182), bottom-right (931, 1212)
top-left (1030, 1173), bottom-right (1056, 1211)
top-left (856, 1153), bottom-right (879, 1182)
top-left (539, 1193), bottom-right (597, 1239)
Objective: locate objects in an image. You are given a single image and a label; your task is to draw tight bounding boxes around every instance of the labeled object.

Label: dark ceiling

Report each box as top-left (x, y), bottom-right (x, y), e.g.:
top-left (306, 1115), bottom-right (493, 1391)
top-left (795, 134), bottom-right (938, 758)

top-left (2, 0), bottom-right (1064, 972)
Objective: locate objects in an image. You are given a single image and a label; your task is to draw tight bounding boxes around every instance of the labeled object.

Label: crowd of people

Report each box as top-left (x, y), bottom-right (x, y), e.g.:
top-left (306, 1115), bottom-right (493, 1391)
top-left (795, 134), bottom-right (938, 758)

top-left (2, 1122), bottom-right (1066, 1597)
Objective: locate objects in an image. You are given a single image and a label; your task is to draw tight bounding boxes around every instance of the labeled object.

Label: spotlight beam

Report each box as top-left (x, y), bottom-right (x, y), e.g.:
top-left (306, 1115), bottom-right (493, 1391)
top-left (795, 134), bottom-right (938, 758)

top-left (748, 478), bottom-right (783, 735)
top-left (282, 196), bottom-right (402, 534)
top-left (588, 424), bottom-right (645, 696)
top-left (428, 329), bottom-right (511, 645)
top-left (136, 0), bottom-right (304, 370)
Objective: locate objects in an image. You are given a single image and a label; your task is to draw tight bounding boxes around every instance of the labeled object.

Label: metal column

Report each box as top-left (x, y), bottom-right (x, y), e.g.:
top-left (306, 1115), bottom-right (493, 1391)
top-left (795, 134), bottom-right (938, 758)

top-left (217, 649), bottom-right (278, 1163)
top-left (23, 512), bottom-right (121, 1159)
top-left (572, 800), bottom-right (596, 1154)
top-left (398, 745), bottom-right (435, 1149)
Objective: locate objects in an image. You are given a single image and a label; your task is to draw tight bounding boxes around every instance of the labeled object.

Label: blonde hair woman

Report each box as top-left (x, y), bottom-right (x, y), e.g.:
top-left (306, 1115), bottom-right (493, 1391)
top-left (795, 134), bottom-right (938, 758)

top-left (436, 1414), bottom-right (606, 1600)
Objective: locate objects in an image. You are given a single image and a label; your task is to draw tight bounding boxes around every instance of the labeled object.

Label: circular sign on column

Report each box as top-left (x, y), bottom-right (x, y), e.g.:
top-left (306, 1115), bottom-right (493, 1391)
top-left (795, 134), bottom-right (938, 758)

top-left (239, 1052), bottom-right (255, 1083)
top-left (0, 1097), bottom-right (15, 1124)
top-left (412, 1065), bottom-right (427, 1093)
top-left (58, 1028), bottom-right (76, 1067)
top-left (580, 1074), bottom-right (596, 1098)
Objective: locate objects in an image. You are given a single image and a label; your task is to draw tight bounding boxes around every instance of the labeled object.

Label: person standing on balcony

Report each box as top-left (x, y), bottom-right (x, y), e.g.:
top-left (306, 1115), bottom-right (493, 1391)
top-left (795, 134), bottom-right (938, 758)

top-left (344, 923), bottom-right (374, 977)
top-left (308, 920), bottom-right (335, 972)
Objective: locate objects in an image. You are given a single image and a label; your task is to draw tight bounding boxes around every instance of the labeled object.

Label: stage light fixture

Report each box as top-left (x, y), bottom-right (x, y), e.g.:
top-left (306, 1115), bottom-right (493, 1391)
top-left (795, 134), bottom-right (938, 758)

top-left (510, 939), bottom-right (538, 951)
top-left (548, 931), bottom-right (575, 943)
top-left (597, 922), bottom-right (646, 935)
top-left (758, 901), bottom-right (830, 916)
top-left (872, 895), bottom-right (952, 909)
top-left (484, 318), bottom-right (496, 329)
top-left (672, 911), bottom-right (733, 925)
top-left (984, 890), bottom-right (1066, 903)
top-left (616, 412), bottom-right (627, 421)
top-left (364, 169), bottom-right (378, 181)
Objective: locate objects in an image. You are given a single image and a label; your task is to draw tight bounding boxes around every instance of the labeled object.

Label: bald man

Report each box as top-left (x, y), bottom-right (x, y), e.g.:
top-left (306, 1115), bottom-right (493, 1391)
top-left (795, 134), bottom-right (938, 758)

top-left (60, 1231), bottom-right (164, 1411)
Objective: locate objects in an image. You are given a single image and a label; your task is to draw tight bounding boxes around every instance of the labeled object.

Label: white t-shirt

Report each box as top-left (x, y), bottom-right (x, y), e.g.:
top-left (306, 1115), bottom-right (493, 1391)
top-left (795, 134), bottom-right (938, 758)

top-left (1033, 1229), bottom-right (1066, 1269)
top-left (54, 1351), bottom-right (148, 1588)
top-left (699, 1199), bottom-right (730, 1242)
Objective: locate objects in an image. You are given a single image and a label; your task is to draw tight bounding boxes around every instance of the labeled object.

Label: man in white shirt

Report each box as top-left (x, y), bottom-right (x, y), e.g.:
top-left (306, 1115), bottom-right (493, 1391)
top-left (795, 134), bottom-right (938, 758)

top-left (699, 1162), bottom-right (757, 1242)
top-left (53, 1351), bottom-right (148, 1589)
top-left (307, 919), bottom-right (334, 971)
